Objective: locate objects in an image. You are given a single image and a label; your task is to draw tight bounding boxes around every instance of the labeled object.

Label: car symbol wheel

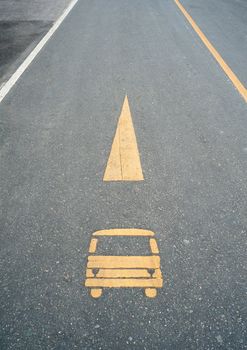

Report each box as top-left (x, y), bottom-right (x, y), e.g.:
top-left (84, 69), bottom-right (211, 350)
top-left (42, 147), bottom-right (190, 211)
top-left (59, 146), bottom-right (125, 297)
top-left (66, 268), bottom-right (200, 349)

top-left (145, 288), bottom-right (157, 298)
top-left (90, 288), bottom-right (103, 298)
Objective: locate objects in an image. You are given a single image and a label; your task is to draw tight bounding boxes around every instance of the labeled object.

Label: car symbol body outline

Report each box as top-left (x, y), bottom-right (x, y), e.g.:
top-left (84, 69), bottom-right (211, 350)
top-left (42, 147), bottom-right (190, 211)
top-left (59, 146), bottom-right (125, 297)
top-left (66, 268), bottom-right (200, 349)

top-left (85, 229), bottom-right (163, 298)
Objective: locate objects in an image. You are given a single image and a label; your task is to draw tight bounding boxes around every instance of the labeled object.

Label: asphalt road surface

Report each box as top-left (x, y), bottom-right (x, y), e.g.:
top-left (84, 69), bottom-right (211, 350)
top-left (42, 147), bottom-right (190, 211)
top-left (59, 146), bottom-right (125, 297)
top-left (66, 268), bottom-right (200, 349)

top-left (0, 0), bottom-right (247, 349)
top-left (0, 0), bottom-right (71, 87)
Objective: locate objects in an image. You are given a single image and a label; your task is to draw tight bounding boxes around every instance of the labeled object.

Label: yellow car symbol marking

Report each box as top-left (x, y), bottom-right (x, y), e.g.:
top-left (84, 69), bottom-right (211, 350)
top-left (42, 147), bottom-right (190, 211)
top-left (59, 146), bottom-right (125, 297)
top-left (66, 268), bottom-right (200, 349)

top-left (84, 229), bottom-right (163, 299)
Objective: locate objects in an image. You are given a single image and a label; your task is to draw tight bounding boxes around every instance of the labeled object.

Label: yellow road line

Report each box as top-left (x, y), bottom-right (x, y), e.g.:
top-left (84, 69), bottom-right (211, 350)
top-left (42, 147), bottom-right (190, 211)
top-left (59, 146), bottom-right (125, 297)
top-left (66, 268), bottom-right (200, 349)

top-left (86, 268), bottom-right (163, 278)
top-left (86, 269), bottom-right (95, 278)
top-left (103, 95), bottom-right (144, 181)
top-left (150, 238), bottom-right (159, 254)
top-left (87, 255), bottom-right (160, 269)
top-left (87, 268), bottom-right (151, 278)
top-left (88, 238), bottom-right (98, 253)
top-left (85, 278), bottom-right (163, 288)
top-left (93, 228), bottom-right (154, 237)
top-left (174, 0), bottom-right (247, 103)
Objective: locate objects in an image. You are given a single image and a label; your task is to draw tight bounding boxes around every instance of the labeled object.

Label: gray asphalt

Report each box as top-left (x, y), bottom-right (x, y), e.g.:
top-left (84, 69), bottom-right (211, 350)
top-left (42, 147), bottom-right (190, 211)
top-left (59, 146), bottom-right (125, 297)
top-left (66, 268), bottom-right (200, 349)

top-left (181, 0), bottom-right (247, 86)
top-left (0, 0), bottom-right (71, 87)
top-left (0, 0), bottom-right (247, 349)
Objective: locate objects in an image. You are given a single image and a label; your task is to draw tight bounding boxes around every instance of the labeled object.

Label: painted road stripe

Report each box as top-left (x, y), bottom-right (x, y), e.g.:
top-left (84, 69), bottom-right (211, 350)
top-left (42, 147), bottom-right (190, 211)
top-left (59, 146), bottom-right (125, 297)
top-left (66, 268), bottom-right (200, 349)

top-left (85, 278), bottom-right (163, 288)
top-left (0, 0), bottom-right (79, 104)
top-left (87, 256), bottom-right (160, 269)
top-left (150, 238), bottom-right (159, 254)
top-left (87, 269), bottom-right (151, 278)
top-left (174, 0), bottom-right (247, 103)
top-left (85, 229), bottom-right (163, 298)
top-left (93, 228), bottom-right (154, 237)
top-left (86, 269), bottom-right (162, 278)
top-left (88, 238), bottom-right (98, 253)
top-left (103, 95), bottom-right (144, 181)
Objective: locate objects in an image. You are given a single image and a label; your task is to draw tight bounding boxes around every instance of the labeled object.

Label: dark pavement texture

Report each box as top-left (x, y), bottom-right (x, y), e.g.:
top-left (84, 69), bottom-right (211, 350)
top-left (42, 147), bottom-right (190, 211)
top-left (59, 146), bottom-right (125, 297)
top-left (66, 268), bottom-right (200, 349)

top-left (0, 0), bottom-right (71, 86)
top-left (0, 0), bottom-right (247, 349)
top-left (0, 21), bottom-right (51, 85)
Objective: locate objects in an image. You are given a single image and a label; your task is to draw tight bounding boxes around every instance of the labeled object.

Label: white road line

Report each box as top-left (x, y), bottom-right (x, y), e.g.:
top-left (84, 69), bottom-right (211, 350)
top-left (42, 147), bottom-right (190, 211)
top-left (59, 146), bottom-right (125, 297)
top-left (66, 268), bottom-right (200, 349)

top-left (0, 0), bottom-right (80, 104)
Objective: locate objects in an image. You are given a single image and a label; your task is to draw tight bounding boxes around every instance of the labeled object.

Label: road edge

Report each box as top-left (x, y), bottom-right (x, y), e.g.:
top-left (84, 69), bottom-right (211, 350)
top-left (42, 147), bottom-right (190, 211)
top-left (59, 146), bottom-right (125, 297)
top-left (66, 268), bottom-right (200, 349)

top-left (0, 0), bottom-right (80, 104)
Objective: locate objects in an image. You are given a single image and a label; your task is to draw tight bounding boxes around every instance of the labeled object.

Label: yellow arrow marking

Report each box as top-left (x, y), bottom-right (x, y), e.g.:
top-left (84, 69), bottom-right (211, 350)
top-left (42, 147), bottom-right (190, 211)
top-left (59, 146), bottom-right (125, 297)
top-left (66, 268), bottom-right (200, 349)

top-left (103, 96), bottom-right (144, 181)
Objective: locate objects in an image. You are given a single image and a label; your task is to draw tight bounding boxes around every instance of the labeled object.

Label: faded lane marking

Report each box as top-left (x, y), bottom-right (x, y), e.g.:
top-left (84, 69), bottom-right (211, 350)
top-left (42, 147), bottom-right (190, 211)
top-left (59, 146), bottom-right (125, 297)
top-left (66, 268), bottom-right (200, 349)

top-left (103, 96), bottom-right (144, 181)
top-left (174, 0), bottom-right (247, 103)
